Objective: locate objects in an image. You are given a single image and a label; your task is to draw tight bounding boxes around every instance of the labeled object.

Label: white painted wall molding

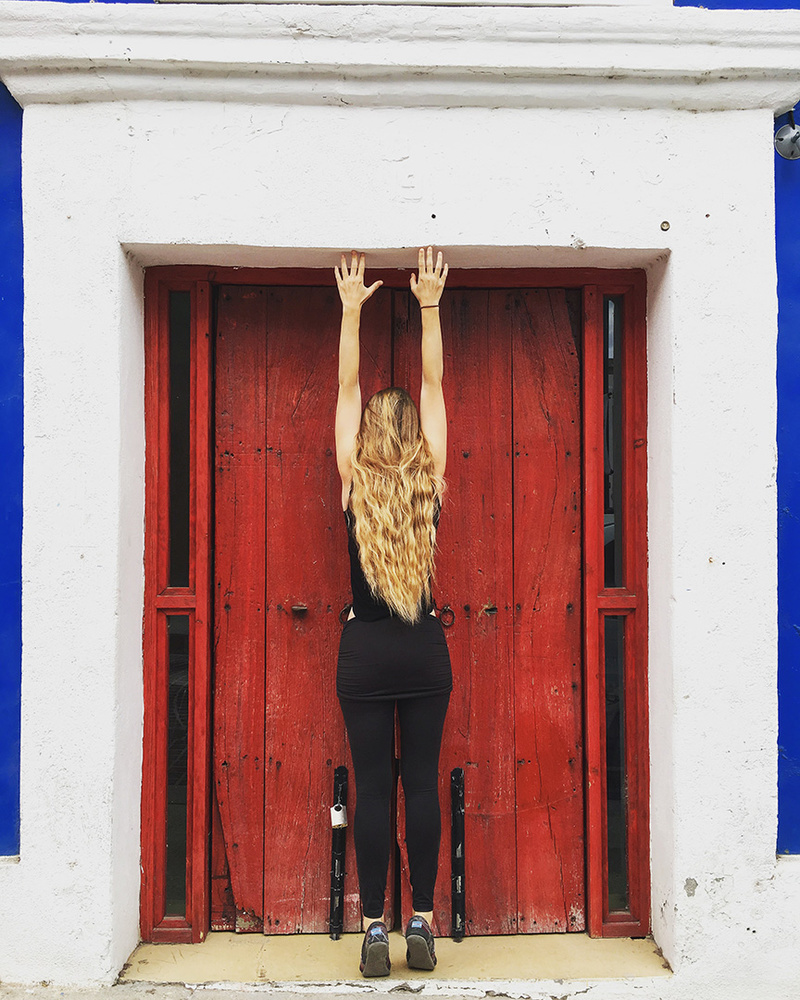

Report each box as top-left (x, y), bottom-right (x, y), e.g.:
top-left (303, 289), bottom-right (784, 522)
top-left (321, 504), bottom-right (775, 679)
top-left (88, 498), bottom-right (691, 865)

top-left (0, 2), bottom-right (799, 111)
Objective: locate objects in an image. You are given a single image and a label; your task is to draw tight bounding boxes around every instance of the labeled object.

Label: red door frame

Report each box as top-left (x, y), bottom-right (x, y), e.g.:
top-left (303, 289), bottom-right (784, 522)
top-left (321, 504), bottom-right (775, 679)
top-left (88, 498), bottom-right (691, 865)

top-left (140, 265), bottom-right (649, 942)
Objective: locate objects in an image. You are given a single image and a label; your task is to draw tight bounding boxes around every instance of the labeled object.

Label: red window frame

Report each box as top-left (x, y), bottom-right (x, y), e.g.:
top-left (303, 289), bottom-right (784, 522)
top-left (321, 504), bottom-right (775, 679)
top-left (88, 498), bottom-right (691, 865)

top-left (140, 266), bottom-right (648, 941)
top-left (583, 281), bottom-right (650, 936)
top-left (141, 277), bottom-right (213, 942)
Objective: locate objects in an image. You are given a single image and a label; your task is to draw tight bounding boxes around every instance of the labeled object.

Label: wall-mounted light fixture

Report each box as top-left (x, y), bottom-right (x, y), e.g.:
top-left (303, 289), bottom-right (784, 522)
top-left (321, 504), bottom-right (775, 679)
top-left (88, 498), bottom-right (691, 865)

top-left (775, 109), bottom-right (800, 160)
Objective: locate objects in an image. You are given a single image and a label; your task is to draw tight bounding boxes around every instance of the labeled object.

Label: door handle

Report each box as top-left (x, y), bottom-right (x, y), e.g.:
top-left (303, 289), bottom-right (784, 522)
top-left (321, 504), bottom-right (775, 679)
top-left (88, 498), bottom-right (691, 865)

top-left (291, 604), bottom-right (308, 614)
top-left (439, 605), bottom-right (455, 628)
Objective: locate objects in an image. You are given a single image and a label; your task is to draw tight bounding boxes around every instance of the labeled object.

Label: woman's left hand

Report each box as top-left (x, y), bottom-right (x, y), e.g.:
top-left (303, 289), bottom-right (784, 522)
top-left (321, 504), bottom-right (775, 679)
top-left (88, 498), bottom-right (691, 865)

top-left (410, 247), bottom-right (448, 307)
top-left (335, 252), bottom-right (383, 312)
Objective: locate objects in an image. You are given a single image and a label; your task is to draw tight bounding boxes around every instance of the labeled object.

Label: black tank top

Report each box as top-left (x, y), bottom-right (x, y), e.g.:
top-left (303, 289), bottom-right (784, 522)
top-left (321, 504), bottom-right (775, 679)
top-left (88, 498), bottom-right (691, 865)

top-left (344, 500), bottom-right (440, 622)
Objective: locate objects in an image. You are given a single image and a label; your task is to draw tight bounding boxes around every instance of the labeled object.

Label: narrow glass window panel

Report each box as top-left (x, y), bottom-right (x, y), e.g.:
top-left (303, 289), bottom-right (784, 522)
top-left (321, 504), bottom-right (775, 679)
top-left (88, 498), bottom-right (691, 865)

top-left (165, 615), bottom-right (190, 917)
top-left (169, 290), bottom-right (191, 588)
top-left (604, 614), bottom-right (628, 912)
top-left (604, 297), bottom-right (624, 588)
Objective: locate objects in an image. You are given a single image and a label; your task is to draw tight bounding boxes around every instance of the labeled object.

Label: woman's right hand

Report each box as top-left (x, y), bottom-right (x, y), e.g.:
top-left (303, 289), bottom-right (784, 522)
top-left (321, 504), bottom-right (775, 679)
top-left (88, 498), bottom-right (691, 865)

top-left (410, 246), bottom-right (448, 307)
top-left (334, 252), bottom-right (383, 311)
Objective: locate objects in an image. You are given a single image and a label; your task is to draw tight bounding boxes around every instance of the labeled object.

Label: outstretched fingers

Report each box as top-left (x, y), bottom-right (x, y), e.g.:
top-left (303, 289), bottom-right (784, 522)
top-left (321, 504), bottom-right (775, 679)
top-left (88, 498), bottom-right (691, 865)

top-left (334, 254), bottom-right (347, 286)
top-left (410, 246), bottom-right (448, 306)
top-left (418, 246), bottom-right (444, 278)
top-left (335, 250), bottom-right (383, 309)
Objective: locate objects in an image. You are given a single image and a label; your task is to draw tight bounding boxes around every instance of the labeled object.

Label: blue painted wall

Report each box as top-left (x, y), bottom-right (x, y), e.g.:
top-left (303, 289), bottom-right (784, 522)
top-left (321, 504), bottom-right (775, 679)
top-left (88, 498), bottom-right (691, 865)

top-left (0, 82), bottom-right (22, 856)
top-left (775, 111), bottom-right (800, 853)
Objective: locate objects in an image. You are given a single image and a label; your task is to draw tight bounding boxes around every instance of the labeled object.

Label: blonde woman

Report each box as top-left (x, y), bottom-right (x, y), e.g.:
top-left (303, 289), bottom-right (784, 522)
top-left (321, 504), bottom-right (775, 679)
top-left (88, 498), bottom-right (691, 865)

top-left (334, 248), bottom-right (452, 978)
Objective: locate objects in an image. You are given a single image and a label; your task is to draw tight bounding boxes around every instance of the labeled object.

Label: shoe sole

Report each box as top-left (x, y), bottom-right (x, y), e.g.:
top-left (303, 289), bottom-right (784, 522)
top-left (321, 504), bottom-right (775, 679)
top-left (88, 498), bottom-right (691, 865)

top-left (361, 940), bottom-right (391, 978)
top-left (406, 932), bottom-right (436, 971)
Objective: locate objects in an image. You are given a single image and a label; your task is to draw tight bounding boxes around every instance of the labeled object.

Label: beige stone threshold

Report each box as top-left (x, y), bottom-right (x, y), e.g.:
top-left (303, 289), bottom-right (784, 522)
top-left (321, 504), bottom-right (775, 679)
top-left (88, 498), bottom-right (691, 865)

top-left (121, 931), bottom-right (670, 989)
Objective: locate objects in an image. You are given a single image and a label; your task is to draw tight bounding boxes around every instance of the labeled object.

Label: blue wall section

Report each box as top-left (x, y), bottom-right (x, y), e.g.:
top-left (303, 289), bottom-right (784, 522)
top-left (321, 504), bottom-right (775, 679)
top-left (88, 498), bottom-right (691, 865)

top-left (0, 82), bottom-right (23, 857)
top-left (775, 110), bottom-right (800, 854)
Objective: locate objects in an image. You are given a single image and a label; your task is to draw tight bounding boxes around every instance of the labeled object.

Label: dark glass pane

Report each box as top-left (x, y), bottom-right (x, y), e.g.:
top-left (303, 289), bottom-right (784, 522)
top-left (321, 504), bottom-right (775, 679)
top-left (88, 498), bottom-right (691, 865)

top-left (165, 615), bottom-right (190, 917)
top-left (169, 291), bottom-right (191, 588)
top-left (604, 297), bottom-right (624, 587)
top-left (604, 614), bottom-right (628, 912)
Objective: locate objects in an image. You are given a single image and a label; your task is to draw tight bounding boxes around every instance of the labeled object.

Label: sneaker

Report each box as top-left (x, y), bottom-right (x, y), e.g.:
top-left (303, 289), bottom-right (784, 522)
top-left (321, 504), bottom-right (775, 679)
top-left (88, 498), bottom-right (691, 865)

top-left (405, 914), bottom-right (437, 971)
top-left (360, 920), bottom-right (391, 978)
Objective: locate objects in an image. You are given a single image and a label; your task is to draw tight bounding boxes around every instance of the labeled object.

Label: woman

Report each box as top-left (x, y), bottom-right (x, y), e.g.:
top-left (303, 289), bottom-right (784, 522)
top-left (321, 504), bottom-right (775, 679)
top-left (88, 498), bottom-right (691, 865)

top-left (334, 248), bottom-right (452, 978)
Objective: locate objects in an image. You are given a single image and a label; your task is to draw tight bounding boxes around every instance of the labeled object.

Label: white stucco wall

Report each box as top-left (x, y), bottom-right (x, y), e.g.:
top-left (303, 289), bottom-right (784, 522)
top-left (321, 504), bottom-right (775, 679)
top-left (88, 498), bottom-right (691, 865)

top-left (0, 3), bottom-right (798, 996)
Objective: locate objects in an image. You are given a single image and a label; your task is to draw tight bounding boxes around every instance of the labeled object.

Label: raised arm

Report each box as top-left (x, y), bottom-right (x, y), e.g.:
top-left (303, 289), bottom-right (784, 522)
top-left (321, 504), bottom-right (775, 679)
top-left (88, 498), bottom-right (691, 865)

top-left (334, 252), bottom-right (383, 509)
top-left (410, 247), bottom-right (448, 481)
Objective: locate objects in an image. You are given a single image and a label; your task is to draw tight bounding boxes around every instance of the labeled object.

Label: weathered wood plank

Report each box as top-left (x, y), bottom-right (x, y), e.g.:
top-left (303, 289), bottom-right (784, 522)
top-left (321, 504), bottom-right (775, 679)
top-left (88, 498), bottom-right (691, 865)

top-left (512, 289), bottom-right (584, 933)
top-left (214, 285), bottom-right (268, 928)
top-left (210, 784), bottom-right (237, 931)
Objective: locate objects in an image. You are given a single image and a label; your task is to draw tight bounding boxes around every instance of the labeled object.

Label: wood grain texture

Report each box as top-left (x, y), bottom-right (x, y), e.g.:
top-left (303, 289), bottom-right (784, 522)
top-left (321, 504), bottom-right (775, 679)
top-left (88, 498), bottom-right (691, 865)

top-left (210, 785), bottom-right (237, 931)
top-left (510, 289), bottom-right (584, 933)
top-left (214, 285), bottom-right (269, 927)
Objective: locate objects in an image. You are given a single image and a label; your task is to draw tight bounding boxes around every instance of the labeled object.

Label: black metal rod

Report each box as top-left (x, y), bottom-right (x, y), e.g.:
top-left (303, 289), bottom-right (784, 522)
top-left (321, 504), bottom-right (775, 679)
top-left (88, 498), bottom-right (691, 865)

top-left (451, 766), bottom-right (465, 941)
top-left (329, 765), bottom-right (348, 940)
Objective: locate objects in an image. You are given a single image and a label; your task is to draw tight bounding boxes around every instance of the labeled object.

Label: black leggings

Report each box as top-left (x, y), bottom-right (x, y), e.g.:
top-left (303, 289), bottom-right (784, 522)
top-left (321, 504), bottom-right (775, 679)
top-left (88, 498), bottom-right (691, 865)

top-left (339, 692), bottom-right (450, 920)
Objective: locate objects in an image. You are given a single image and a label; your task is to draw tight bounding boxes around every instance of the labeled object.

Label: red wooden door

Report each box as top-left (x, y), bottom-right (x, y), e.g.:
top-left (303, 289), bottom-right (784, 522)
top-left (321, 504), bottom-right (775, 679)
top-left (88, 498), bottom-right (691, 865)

top-left (212, 282), bottom-right (583, 935)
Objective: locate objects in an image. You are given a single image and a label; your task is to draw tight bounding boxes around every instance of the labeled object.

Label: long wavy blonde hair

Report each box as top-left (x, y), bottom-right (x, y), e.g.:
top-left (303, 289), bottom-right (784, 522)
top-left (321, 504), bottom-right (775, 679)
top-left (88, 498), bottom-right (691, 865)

top-left (349, 388), bottom-right (442, 623)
